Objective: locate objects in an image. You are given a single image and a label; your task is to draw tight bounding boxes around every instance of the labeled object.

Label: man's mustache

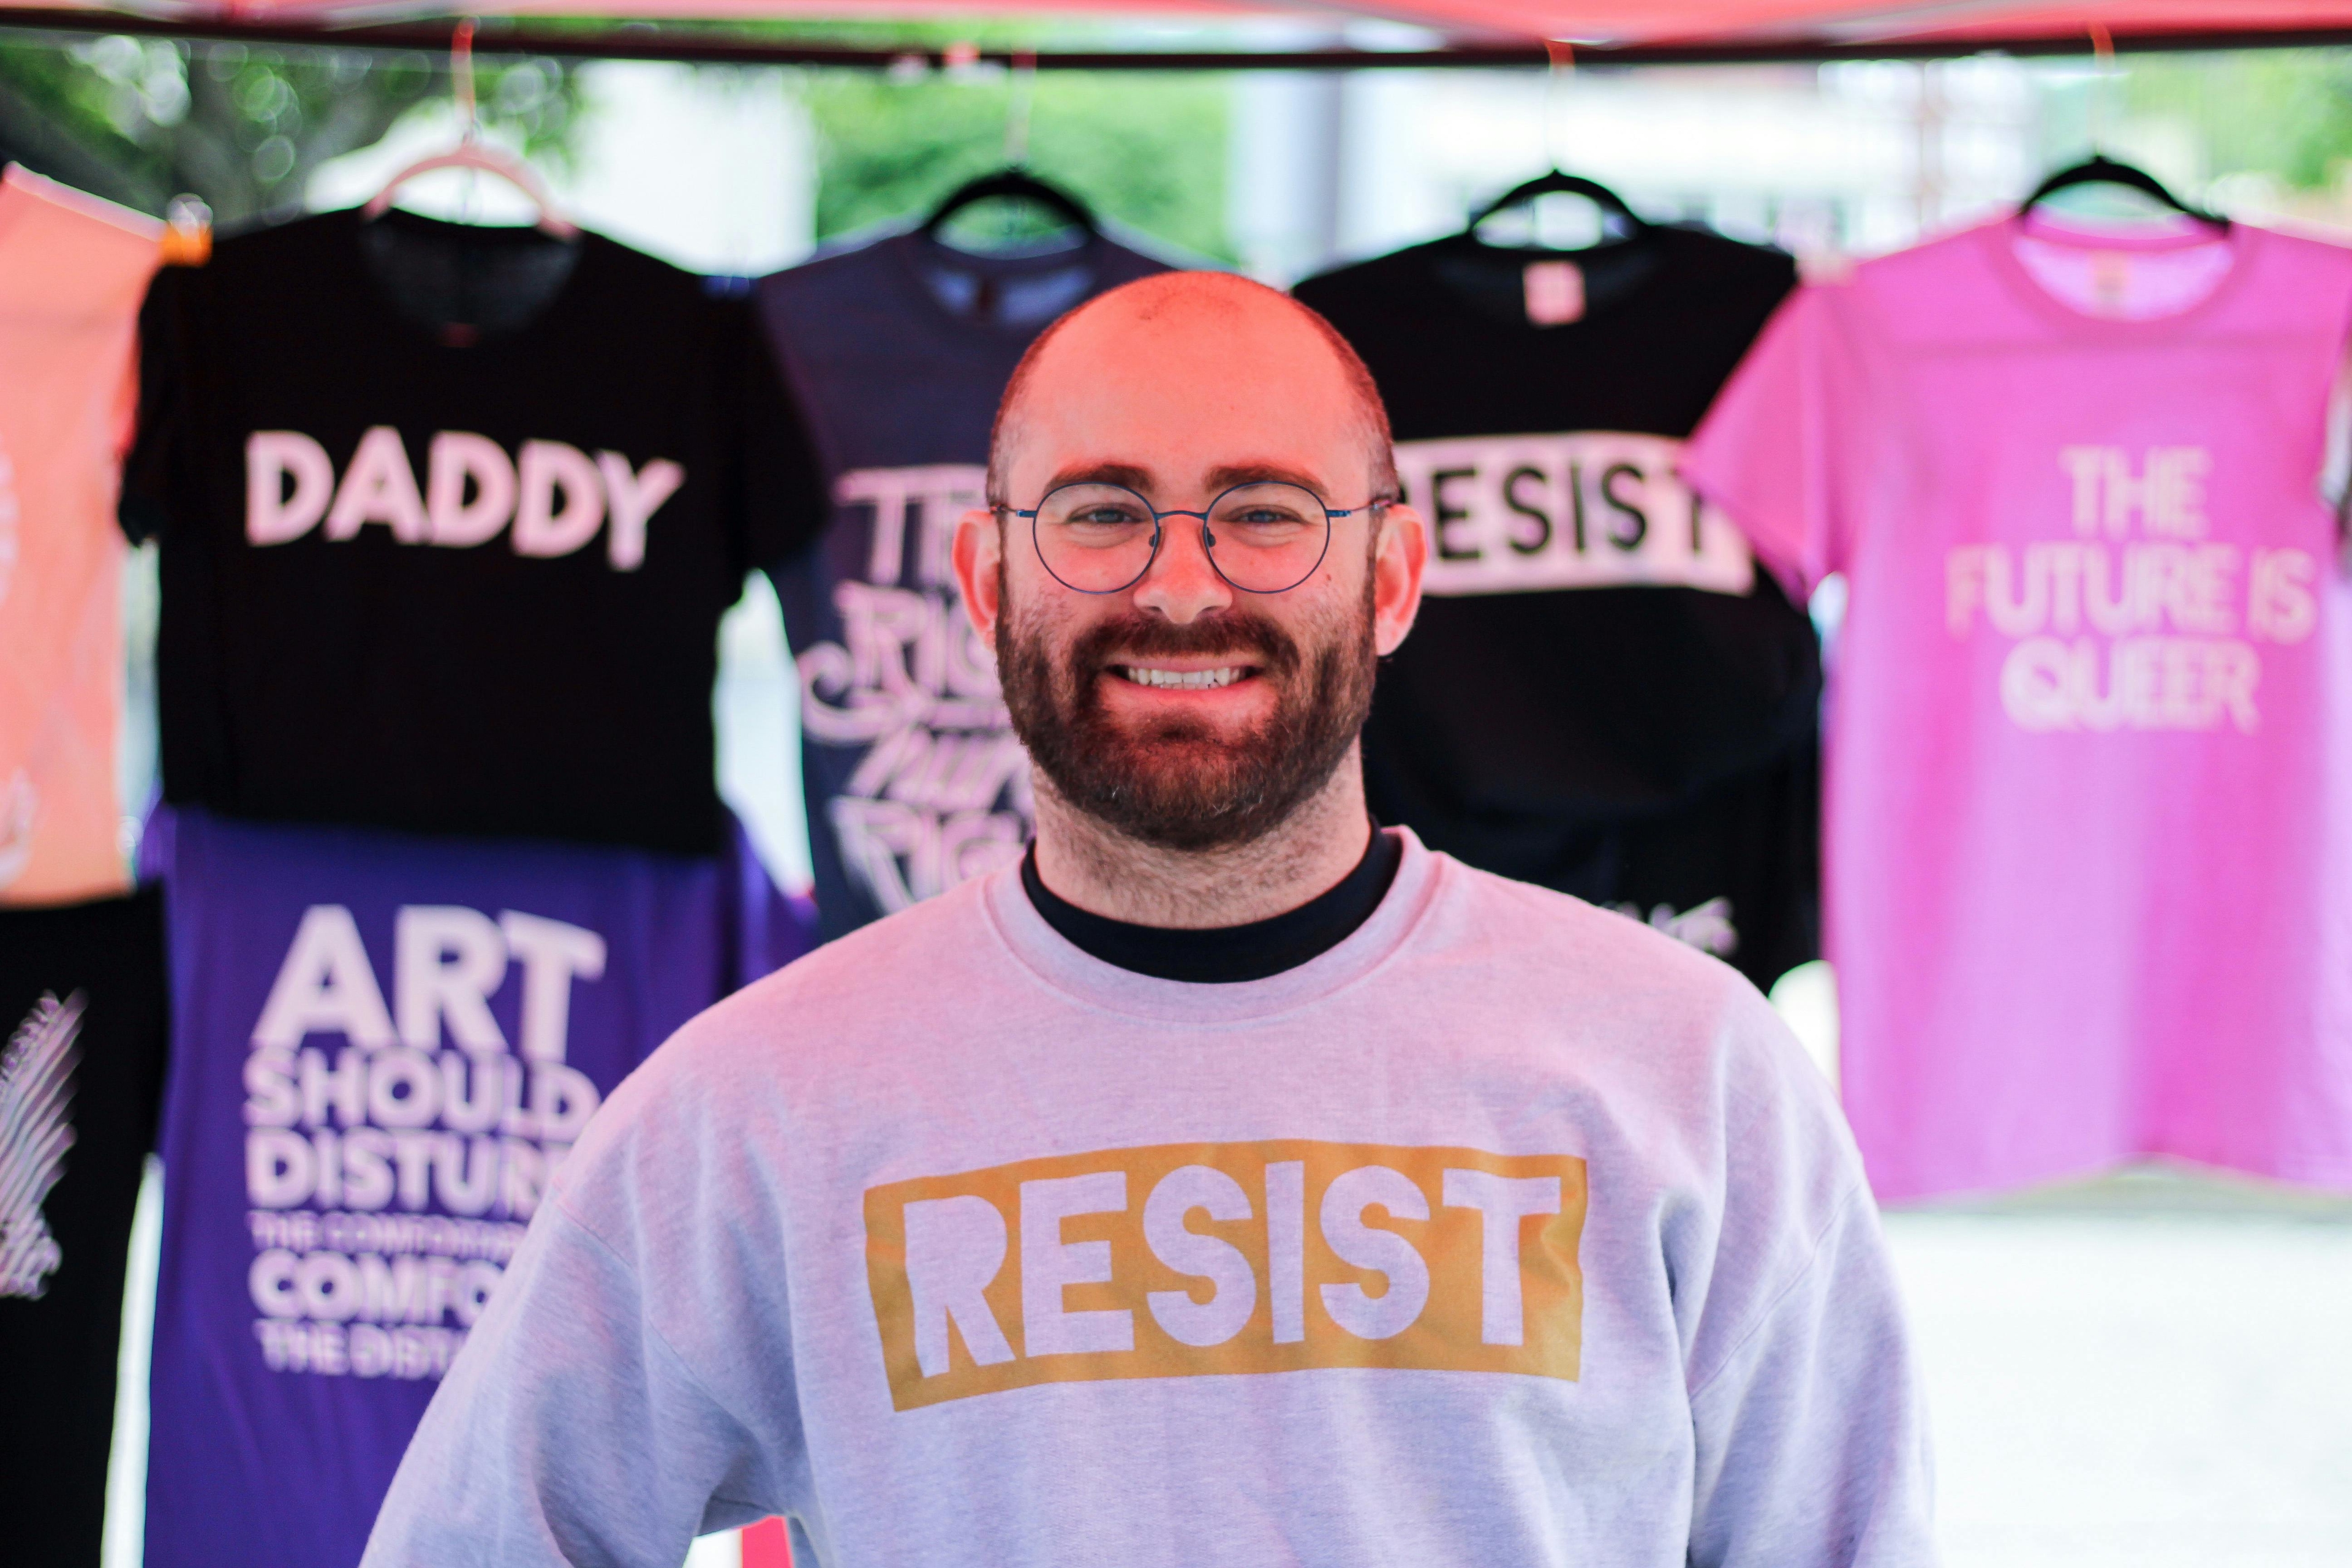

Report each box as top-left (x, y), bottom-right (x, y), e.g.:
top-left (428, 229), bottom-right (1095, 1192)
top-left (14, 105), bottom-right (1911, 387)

top-left (995, 586), bottom-right (1378, 853)
top-left (1066, 611), bottom-right (1303, 677)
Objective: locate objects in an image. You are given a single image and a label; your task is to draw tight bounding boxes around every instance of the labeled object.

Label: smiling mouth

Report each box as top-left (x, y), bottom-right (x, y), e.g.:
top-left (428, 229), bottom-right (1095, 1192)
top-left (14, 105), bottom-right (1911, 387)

top-left (1116, 665), bottom-right (1253, 690)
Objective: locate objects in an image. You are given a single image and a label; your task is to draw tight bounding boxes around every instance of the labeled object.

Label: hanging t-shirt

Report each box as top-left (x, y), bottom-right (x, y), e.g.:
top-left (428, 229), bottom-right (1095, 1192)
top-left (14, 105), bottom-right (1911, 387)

top-left (121, 209), bottom-right (824, 856)
top-left (1294, 226), bottom-right (1820, 989)
top-left (0, 886), bottom-right (168, 1568)
top-left (363, 832), bottom-right (1932, 1567)
top-left (0, 164), bottom-right (160, 904)
top-left (1683, 216), bottom-right (2352, 1199)
top-left (138, 804), bottom-right (753, 1568)
top-left (758, 229), bottom-right (1166, 941)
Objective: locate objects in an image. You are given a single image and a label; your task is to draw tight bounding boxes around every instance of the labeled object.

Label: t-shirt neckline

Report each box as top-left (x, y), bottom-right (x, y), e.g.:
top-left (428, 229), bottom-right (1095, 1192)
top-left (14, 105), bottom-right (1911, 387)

top-left (1411, 225), bottom-right (1686, 339)
top-left (336, 205), bottom-right (595, 356)
top-left (884, 227), bottom-right (1115, 342)
top-left (982, 826), bottom-right (1445, 1023)
top-left (1020, 824), bottom-right (1402, 984)
top-left (1978, 213), bottom-right (2256, 341)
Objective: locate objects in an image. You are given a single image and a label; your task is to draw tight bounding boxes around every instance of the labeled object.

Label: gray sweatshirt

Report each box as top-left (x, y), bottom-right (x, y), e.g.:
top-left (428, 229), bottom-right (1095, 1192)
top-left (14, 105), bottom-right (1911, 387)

top-left (363, 832), bottom-right (1935, 1567)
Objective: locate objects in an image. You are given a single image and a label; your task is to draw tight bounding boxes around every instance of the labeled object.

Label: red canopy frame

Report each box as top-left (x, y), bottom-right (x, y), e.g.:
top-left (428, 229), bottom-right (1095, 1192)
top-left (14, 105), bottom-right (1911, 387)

top-left (2, 0), bottom-right (2350, 66)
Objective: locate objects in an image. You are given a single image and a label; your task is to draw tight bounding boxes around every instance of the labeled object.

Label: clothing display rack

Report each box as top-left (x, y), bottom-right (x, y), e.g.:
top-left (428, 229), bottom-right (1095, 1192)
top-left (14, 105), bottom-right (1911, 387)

top-left (9, 6), bottom-right (2352, 1567)
top-left (1, 6), bottom-right (2351, 71)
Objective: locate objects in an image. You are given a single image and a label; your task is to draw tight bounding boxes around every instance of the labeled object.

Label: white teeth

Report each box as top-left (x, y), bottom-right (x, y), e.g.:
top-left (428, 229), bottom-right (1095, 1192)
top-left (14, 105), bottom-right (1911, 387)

top-left (1123, 666), bottom-right (1242, 690)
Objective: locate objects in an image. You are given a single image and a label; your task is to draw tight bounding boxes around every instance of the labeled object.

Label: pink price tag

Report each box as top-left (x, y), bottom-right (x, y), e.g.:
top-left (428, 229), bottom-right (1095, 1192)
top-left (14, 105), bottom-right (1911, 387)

top-left (1523, 260), bottom-right (1585, 325)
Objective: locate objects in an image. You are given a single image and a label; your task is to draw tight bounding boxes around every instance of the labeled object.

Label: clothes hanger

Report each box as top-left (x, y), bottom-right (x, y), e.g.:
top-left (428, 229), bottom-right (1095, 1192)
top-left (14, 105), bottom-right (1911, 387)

top-left (362, 20), bottom-right (579, 240)
top-left (162, 193), bottom-right (212, 266)
top-left (2019, 154), bottom-right (2227, 232)
top-left (921, 53), bottom-right (1097, 246)
top-left (1460, 44), bottom-right (1645, 253)
top-left (921, 168), bottom-right (1096, 241)
top-left (1463, 168), bottom-right (1648, 252)
top-left (2020, 24), bottom-right (2226, 232)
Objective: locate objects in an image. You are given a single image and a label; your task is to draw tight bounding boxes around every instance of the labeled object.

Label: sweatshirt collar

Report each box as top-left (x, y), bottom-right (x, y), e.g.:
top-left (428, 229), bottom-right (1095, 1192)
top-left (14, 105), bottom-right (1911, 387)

top-left (981, 827), bottom-right (1445, 1024)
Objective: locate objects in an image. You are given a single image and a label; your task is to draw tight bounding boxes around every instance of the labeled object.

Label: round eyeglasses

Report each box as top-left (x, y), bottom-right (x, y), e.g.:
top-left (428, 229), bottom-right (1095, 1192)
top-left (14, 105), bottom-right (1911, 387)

top-left (1006, 481), bottom-right (1389, 596)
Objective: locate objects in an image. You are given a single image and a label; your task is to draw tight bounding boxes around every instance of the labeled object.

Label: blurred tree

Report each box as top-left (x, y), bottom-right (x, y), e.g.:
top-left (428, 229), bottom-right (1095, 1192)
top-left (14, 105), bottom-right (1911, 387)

top-left (804, 67), bottom-right (1232, 261)
top-left (2125, 49), bottom-right (2352, 191)
top-left (0, 26), bottom-right (1229, 248)
top-left (0, 34), bottom-right (580, 226)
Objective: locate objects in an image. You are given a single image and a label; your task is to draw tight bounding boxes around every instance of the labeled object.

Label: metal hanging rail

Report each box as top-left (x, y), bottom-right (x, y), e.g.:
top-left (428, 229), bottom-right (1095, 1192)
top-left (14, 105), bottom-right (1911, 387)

top-left (0, 8), bottom-right (2350, 68)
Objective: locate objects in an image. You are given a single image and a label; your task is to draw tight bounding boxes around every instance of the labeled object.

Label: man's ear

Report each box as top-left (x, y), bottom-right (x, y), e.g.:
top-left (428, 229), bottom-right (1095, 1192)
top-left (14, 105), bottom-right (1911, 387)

top-left (952, 507), bottom-right (1005, 640)
top-left (1371, 502), bottom-right (1428, 657)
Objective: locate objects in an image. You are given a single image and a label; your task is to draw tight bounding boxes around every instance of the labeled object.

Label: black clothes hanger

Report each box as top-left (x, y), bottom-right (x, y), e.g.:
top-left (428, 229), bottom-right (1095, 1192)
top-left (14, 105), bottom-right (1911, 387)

top-left (916, 168), bottom-right (1099, 327)
top-left (922, 169), bottom-right (1097, 242)
top-left (1436, 168), bottom-right (1657, 326)
top-left (1464, 169), bottom-right (1648, 251)
top-left (2021, 154), bottom-right (2228, 231)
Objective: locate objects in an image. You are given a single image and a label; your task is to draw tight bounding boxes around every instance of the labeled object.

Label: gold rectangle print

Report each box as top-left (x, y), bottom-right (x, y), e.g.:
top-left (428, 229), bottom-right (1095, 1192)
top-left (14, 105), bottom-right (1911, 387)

top-left (864, 1140), bottom-right (1587, 1411)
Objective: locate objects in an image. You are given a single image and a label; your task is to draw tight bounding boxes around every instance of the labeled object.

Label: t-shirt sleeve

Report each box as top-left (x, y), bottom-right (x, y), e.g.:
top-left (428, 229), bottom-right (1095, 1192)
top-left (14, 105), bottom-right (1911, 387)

top-left (361, 1057), bottom-right (803, 1566)
top-left (1680, 283), bottom-right (1858, 600)
top-left (2320, 307), bottom-right (2352, 562)
top-left (1679, 987), bottom-right (1936, 1568)
top-left (119, 265), bottom-right (190, 546)
top-left (726, 295), bottom-right (831, 571)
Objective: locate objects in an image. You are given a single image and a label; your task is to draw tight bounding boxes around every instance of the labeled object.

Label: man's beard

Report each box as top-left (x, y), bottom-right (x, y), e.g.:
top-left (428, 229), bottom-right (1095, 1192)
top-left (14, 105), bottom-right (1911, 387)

top-left (997, 582), bottom-right (1377, 853)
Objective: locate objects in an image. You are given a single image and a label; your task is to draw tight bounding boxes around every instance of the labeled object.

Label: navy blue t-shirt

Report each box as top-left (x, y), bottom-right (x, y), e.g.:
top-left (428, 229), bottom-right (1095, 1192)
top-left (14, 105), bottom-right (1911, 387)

top-left (758, 229), bottom-right (1166, 942)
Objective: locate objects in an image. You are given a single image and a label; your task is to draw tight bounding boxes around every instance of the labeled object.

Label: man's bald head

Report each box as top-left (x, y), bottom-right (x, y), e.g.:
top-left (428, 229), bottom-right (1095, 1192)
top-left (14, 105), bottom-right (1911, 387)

top-left (987, 271), bottom-right (1398, 508)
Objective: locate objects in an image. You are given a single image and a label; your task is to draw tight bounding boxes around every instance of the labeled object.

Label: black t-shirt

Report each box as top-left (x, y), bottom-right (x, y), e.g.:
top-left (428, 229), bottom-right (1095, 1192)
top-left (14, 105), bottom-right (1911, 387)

top-left (1294, 224), bottom-right (1821, 988)
top-left (0, 888), bottom-right (168, 1568)
top-left (123, 209), bottom-right (824, 855)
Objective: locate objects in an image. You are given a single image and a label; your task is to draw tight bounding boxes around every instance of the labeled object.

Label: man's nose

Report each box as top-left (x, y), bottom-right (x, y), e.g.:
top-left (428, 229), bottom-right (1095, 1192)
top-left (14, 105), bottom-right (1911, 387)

top-left (1132, 518), bottom-right (1233, 624)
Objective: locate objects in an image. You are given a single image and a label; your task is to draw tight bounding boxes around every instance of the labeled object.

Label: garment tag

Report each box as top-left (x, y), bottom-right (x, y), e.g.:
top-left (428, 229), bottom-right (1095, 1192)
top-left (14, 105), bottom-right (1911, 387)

top-left (1523, 260), bottom-right (1585, 325)
top-left (2090, 251), bottom-right (2132, 314)
top-left (2013, 233), bottom-right (2232, 320)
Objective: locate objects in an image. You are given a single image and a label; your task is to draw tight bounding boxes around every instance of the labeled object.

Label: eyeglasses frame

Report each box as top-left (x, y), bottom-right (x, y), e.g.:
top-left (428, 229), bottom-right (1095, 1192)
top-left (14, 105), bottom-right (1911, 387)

top-left (998, 480), bottom-right (1393, 597)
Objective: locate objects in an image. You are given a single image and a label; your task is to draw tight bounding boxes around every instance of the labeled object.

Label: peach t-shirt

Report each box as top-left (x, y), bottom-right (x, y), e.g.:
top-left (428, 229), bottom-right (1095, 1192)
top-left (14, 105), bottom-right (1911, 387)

top-left (0, 164), bottom-right (160, 903)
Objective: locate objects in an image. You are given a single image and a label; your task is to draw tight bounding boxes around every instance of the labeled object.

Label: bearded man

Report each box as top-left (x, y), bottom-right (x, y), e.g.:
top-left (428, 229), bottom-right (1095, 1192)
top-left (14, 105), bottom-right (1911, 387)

top-left (364, 273), bottom-right (1934, 1568)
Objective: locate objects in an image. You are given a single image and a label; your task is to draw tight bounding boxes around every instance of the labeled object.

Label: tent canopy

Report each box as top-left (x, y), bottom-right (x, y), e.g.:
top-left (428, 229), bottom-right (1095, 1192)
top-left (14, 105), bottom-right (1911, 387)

top-left (3, 0), bottom-right (2351, 62)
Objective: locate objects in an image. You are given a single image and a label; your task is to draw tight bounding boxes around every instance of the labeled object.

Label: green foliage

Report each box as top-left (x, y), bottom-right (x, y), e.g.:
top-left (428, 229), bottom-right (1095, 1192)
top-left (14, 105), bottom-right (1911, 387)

top-left (0, 36), bottom-right (582, 225)
top-left (0, 28), bottom-right (1234, 252)
top-left (2125, 49), bottom-right (2352, 190)
top-left (804, 69), bottom-right (1232, 261)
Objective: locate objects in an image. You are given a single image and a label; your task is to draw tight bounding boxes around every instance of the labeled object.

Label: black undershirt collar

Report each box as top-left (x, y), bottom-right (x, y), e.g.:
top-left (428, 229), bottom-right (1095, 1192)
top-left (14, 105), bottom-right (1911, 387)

top-left (1020, 827), bottom-right (1403, 984)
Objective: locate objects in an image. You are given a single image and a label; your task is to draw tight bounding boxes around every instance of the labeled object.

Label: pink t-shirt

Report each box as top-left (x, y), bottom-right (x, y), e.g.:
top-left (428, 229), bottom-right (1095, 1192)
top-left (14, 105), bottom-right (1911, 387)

top-left (0, 164), bottom-right (159, 905)
top-left (1684, 216), bottom-right (2352, 1200)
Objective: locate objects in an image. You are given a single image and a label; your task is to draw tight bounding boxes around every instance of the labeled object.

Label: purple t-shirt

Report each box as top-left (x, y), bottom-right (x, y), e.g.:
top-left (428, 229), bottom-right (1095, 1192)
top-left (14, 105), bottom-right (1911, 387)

top-left (141, 806), bottom-right (795, 1567)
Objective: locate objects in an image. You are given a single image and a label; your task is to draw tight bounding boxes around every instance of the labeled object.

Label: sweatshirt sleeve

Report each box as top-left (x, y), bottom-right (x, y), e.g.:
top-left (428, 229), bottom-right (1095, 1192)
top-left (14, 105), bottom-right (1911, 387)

top-left (360, 1199), bottom-right (772, 1568)
top-left (1686, 1184), bottom-right (1937, 1568)
top-left (1675, 981), bottom-right (1937, 1568)
top-left (362, 1042), bottom-right (803, 1568)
